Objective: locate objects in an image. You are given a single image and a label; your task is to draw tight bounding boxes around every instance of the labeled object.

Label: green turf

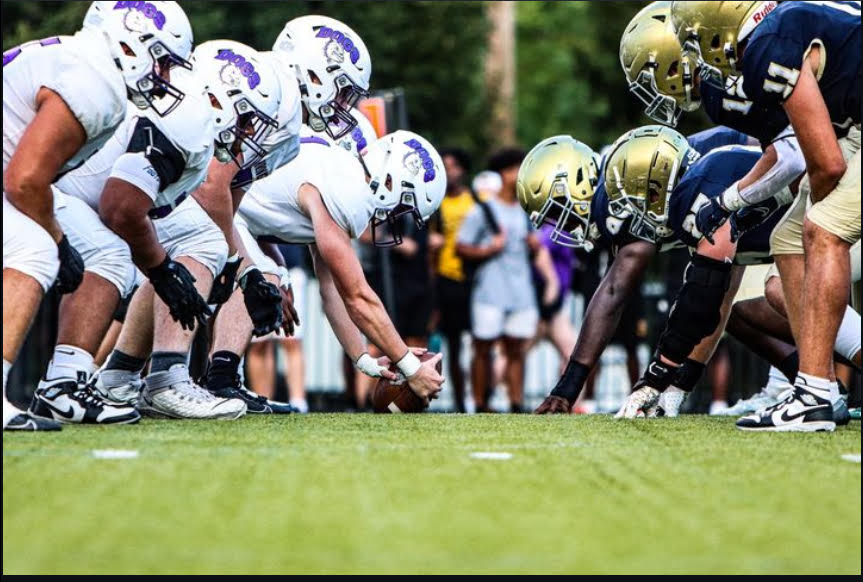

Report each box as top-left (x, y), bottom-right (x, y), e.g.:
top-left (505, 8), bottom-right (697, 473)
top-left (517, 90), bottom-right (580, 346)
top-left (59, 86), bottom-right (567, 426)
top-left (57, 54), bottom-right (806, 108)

top-left (3, 415), bottom-right (861, 574)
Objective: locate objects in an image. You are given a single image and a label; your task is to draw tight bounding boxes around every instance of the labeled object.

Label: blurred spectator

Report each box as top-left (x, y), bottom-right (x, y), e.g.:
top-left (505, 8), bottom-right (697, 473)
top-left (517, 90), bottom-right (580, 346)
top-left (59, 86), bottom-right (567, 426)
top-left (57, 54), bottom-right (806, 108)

top-left (472, 170), bottom-right (502, 199)
top-left (527, 224), bottom-right (577, 367)
top-left (391, 213), bottom-right (433, 346)
top-left (428, 147), bottom-right (478, 412)
top-left (456, 147), bottom-right (556, 412)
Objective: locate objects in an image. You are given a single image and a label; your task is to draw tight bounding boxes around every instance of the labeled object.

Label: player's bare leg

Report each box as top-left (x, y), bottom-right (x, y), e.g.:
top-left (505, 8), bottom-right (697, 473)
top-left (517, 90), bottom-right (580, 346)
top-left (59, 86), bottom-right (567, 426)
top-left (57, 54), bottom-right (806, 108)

top-left (3, 269), bottom-right (45, 426)
top-left (56, 274), bottom-right (119, 359)
top-left (95, 320), bottom-right (124, 367)
top-left (502, 336), bottom-right (528, 413)
top-left (773, 254), bottom-right (805, 340)
top-left (282, 338), bottom-right (307, 412)
top-left (471, 339), bottom-right (494, 412)
top-left (246, 341), bottom-right (275, 399)
top-left (799, 220), bottom-right (850, 381)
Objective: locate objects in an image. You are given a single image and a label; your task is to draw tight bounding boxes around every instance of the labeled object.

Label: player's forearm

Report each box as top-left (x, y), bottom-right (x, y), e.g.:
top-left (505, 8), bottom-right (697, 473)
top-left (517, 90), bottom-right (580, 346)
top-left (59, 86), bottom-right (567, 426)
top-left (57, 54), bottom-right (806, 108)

top-left (342, 287), bottom-right (409, 362)
top-left (571, 273), bottom-right (636, 367)
top-left (723, 138), bottom-right (806, 210)
top-left (319, 281), bottom-right (367, 361)
top-left (191, 163), bottom-right (241, 255)
top-left (99, 183), bottom-right (166, 271)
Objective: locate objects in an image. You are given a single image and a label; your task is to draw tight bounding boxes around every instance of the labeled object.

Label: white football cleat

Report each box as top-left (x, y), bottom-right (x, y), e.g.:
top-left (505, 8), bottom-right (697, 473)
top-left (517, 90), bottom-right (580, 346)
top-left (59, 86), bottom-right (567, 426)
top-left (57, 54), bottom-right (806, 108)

top-left (91, 368), bottom-right (145, 407)
top-left (615, 386), bottom-right (660, 419)
top-left (30, 376), bottom-right (140, 425)
top-left (716, 369), bottom-right (791, 416)
top-left (139, 367), bottom-right (246, 420)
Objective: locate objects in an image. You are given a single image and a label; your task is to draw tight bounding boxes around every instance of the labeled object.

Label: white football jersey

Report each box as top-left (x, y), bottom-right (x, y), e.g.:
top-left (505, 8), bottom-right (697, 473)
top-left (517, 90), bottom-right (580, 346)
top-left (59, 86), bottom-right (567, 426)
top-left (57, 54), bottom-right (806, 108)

top-left (3, 29), bottom-right (126, 174)
top-left (238, 139), bottom-right (373, 244)
top-left (56, 87), bottom-right (215, 216)
top-left (230, 51), bottom-right (303, 190)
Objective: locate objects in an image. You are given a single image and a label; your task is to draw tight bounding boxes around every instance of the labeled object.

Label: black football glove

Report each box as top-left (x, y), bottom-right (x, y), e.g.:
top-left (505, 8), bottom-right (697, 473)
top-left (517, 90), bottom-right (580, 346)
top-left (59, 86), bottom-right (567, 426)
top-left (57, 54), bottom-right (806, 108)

top-left (55, 235), bottom-right (85, 294)
top-left (147, 257), bottom-right (212, 331)
top-left (239, 268), bottom-right (283, 337)
top-left (694, 197), bottom-right (732, 245)
top-left (207, 254), bottom-right (242, 304)
top-left (730, 197), bottom-right (782, 243)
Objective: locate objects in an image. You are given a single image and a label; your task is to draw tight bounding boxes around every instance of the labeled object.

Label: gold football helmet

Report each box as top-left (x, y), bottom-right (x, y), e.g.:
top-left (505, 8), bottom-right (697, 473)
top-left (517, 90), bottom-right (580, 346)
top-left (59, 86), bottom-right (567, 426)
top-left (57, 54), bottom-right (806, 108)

top-left (603, 125), bottom-right (700, 242)
top-left (517, 135), bottom-right (599, 250)
top-left (670, 1), bottom-right (778, 82)
top-left (620, 1), bottom-right (699, 126)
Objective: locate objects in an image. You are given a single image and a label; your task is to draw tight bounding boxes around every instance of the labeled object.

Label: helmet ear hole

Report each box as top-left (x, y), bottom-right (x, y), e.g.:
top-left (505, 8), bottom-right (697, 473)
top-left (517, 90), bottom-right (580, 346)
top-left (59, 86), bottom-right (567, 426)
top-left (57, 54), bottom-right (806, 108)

top-left (385, 174), bottom-right (393, 191)
top-left (308, 70), bottom-right (322, 85)
top-left (120, 42), bottom-right (137, 57)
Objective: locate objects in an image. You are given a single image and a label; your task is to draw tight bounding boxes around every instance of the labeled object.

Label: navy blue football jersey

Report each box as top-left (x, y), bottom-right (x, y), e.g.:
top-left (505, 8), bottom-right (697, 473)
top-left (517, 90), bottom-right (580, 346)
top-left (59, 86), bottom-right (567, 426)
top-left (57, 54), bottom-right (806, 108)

top-left (741, 1), bottom-right (862, 129)
top-left (687, 125), bottom-right (752, 157)
top-left (700, 75), bottom-right (791, 145)
top-left (592, 147), bottom-right (786, 263)
top-left (668, 146), bottom-right (785, 264)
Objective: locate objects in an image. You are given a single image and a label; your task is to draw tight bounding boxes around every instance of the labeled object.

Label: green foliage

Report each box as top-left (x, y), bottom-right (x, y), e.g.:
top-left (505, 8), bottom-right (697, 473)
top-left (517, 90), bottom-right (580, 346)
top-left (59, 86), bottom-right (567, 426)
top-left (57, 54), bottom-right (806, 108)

top-left (516, 1), bottom-right (710, 153)
top-left (1, 1), bottom-right (490, 156)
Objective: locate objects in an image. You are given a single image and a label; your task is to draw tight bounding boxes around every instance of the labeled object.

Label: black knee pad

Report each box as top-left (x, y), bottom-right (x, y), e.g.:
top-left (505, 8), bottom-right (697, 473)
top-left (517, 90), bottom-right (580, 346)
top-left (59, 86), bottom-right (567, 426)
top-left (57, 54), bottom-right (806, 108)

top-left (659, 254), bottom-right (732, 363)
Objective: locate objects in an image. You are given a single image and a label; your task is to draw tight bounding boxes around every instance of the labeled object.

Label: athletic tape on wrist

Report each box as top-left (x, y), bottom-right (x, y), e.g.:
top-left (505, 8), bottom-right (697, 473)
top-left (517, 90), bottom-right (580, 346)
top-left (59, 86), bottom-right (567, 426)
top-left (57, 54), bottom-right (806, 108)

top-left (396, 352), bottom-right (422, 377)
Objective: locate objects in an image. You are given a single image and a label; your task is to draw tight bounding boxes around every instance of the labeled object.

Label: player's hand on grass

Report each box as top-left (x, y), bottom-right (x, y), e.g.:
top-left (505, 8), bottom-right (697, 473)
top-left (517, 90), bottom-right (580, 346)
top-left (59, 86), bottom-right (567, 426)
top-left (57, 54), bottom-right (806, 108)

top-left (615, 385), bottom-right (661, 419)
top-left (534, 395), bottom-right (572, 414)
top-left (148, 257), bottom-right (212, 331)
top-left (55, 235), bottom-right (85, 294)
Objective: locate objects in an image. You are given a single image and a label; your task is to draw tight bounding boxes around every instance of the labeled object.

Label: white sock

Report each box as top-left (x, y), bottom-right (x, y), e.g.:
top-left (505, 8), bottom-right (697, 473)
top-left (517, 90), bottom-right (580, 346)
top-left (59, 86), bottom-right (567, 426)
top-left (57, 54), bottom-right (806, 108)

top-left (796, 372), bottom-right (837, 402)
top-left (834, 306), bottom-right (861, 363)
top-left (45, 345), bottom-right (95, 382)
top-left (289, 397), bottom-right (309, 414)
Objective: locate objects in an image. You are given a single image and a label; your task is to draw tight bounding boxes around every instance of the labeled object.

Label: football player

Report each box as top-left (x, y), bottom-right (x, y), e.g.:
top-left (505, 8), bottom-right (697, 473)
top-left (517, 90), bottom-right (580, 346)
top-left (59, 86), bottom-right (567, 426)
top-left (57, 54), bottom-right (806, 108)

top-left (203, 130), bottom-right (448, 407)
top-left (3, 1), bottom-right (193, 431)
top-left (530, 128), bottom-right (803, 417)
top-left (671, 0), bottom-right (861, 431)
top-left (95, 15), bottom-right (373, 416)
top-left (32, 41), bottom-right (283, 423)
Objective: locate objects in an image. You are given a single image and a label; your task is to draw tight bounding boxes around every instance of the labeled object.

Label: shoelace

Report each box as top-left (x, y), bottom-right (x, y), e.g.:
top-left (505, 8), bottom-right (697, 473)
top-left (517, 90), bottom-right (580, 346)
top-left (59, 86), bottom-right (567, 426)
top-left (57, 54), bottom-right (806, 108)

top-left (71, 385), bottom-right (105, 407)
top-left (175, 379), bottom-right (216, 404)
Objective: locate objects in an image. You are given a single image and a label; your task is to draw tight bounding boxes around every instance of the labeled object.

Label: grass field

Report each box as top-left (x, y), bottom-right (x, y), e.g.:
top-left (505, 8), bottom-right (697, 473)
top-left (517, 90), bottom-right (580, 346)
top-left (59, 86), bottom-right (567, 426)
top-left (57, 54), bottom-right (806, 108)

top-left (3, 414), bottom-right (861, 574)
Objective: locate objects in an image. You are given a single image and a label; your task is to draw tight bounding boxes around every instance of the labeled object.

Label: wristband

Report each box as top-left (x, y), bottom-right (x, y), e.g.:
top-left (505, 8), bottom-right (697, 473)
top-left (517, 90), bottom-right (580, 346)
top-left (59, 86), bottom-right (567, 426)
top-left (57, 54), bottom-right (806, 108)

top-left (226, 252), bottom-right (241, 264)
top-left (639, 356), bottom-right (679, 391)
top-left (396, 351), bottom-right (422, 378)
top-left (275, 266), bottom-right (291, 291)
top-left (550, 360), bottom-right (592, 403)
top-left (355, 352), bottom-right (385, 377)
top-left (671, 358), bottom-right (706, 392)
top-left (720, 181), bottom-right (743, 211)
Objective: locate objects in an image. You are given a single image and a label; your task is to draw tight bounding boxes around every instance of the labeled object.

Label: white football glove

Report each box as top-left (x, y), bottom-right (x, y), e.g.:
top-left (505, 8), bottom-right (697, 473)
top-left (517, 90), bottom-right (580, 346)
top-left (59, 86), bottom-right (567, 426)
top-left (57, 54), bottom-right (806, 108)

top-left (648, 387), bottom-right (687, 418)
top-left (615, 386), bottom-right (661, 419)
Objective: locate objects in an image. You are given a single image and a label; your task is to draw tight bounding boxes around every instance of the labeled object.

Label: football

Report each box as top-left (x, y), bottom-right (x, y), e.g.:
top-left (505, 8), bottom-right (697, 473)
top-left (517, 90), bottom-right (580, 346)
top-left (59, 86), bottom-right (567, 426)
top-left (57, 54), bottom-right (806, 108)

top-left (371, 352), bottom-right (442, 413)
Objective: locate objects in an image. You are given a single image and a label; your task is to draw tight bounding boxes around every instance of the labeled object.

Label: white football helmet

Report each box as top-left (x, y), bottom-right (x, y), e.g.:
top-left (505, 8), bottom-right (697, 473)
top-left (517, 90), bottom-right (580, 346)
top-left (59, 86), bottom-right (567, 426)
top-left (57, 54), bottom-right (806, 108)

top-left (361, 130), bottom-right (446, 247)
top-left (303, 108), bottom-right (378, 159)
top-left (273, 15), bottom-right (371, 140)
top-left (192, 41), bottom-right (282, 167)
top-left (83, 1), bottom-right (194, 116)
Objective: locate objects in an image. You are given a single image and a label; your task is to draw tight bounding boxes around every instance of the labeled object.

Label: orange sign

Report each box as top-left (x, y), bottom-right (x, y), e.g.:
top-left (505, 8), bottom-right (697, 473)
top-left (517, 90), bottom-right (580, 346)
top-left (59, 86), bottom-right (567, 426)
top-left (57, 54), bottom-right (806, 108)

top-left (358, 97), bottom-right (387, 138)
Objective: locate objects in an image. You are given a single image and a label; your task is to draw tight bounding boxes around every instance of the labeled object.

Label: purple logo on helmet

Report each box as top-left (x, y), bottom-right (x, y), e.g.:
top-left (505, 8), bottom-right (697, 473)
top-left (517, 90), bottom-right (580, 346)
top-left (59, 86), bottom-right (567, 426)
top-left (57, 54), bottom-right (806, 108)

top-left (215, 49), bottom-right (261, 90)
top-left (351, 126), bottom-right (368, 153)
top-left (404, 139), bottom-right (436, 183)
top-left (315, 27), bottom-right (360, 65)
top-left (113, 1), bottom-right (166, 31)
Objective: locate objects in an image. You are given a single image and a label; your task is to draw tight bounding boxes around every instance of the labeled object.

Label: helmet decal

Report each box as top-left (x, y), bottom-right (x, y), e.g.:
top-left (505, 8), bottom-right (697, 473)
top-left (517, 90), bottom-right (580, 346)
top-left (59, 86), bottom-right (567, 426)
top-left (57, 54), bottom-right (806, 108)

top-left (114, 1), bottom-right (166, 31)
top-left (316, 27), bottom-right (361, 65)
top-left (404, 139), bottom-right (436, 183)
top-left (215, 49), bottom-right (262, 90)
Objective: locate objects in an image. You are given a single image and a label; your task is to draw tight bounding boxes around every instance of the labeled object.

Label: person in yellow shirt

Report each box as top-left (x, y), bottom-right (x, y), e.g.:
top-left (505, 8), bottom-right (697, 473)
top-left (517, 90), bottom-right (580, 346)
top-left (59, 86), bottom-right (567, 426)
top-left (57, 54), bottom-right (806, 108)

top-left (429, 148), bottom-right (477, 412)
